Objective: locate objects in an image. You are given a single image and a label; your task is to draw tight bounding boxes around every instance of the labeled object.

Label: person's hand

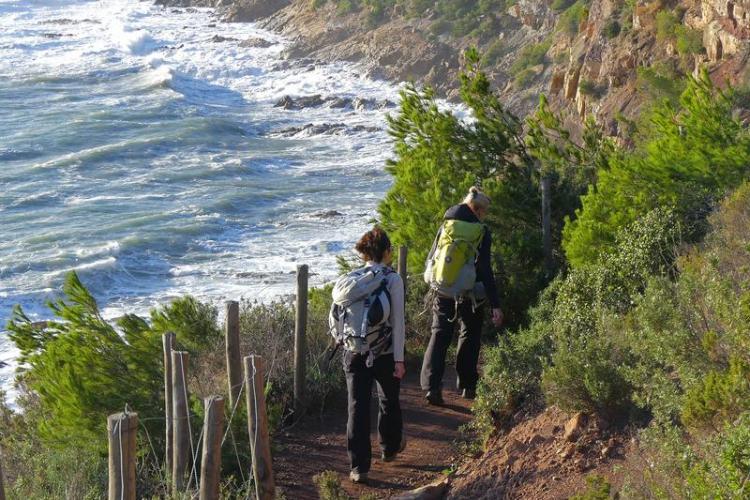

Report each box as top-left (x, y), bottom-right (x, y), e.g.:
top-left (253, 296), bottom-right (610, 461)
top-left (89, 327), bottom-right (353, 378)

top-left (394, 361), bottom-right (406, 380)
top-left (491, 308), bottom-right (504, 327)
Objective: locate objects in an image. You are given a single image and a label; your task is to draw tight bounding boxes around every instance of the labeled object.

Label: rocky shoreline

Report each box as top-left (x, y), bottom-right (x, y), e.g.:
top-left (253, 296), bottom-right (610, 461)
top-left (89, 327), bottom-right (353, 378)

top-left (155, 0), bottom-right (750, 137)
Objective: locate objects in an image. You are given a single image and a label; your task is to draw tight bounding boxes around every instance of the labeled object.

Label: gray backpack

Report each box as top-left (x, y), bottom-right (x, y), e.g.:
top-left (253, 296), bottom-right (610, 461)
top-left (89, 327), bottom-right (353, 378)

top-left (329, 266), bottom-right (392, 367)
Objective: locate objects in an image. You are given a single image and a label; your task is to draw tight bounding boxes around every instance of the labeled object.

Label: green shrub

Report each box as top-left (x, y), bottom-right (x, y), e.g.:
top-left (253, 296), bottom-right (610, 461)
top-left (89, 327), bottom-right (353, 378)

top-left (578, 78), bottom-right (604, 98)
top-left (510, 40), bottom-right (551, 74)
top-left (655, 10), bottom-right (679, 42)
top-left (682, 357), bottom-right (750, 429)
top-left (603, 19), bottom-right (621, 38)
top-left (336, 0), bottom-right (357, 14)
top-left (513, 67), bottom-right (537, 88)
top-left (551, 0), bottom-right (576, 11)
top-left (570, 474), bottom-right (612, 500)
top-left (675, 26), bottom-right (703, 55)
top-left (564, 70), bottom-right (749, 266)
top-left (472, 306), bottom-right (555, 440)
top-left (313, 470), bottom-right (350, 500)
top-left (559, 1), bottom-right (590, 36)
top-left (482, 38), bottom-right (506, 67)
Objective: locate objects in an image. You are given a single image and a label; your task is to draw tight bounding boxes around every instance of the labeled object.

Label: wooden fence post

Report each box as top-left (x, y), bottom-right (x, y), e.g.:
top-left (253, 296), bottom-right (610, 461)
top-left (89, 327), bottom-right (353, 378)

top-left (107, 411), bottom-right (138, 500)
top-left (171, 351), bottom-right (191, 493)
top-left (199, 396), bottom-right (224, 500)
top-left (398, 245), bottom-right (408, 296)
top-left (225, 301), bottom-right (242, 410)
top-left (163, 332), bottom-right (175, 478)
top-left (244, 355), bottom-right (275, 500)
top-left (0, 447), bottom-right (6, 500)
top-left (294, 264), bottom-right (308, 413)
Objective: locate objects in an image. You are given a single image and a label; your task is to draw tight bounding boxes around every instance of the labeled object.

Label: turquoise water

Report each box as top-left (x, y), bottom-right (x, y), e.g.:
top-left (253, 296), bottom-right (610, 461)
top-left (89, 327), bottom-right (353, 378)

top-left (0, 0), bottom-right (401, 401)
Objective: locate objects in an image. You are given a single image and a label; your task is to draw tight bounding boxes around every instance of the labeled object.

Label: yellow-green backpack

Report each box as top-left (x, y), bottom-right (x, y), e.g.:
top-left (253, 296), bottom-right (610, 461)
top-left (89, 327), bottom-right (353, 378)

top-left (423, 220), bottom-right (485, 298)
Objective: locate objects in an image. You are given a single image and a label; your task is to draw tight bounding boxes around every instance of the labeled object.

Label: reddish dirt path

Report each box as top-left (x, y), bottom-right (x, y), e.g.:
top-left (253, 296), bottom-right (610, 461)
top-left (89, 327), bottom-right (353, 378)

top-left (273, 367), bottom-right (473, 499)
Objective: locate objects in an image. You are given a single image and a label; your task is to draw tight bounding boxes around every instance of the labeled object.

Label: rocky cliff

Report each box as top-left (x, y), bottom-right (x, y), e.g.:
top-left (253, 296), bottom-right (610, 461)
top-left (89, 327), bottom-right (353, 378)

top-left (159, 0), bottom-right (750, 137)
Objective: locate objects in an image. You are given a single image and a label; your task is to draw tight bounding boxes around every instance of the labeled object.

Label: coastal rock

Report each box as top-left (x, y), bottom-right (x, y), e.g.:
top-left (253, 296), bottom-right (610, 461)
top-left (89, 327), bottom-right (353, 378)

top-left (240, 36), bottom-right (274, 48)
top-left (273, 94), bottom-right (325, 109)
top-left (223, 0), bottom-right (291, 23)
top-left (269, 122), bottom-right (380, 137)
top-left (211, 34), bottom-right (238, 43)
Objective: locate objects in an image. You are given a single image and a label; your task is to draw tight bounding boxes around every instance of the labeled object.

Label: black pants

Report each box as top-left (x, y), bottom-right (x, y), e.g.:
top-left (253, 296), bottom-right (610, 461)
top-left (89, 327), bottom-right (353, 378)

top-left (420, 296), bottom-right (484, 393)
top-left (344, 351), bottom-right (403, 474)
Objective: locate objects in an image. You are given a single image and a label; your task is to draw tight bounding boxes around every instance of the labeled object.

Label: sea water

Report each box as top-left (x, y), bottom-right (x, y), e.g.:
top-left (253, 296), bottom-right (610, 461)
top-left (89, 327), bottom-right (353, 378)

top-left (0, 0), bottom-right (402, 404)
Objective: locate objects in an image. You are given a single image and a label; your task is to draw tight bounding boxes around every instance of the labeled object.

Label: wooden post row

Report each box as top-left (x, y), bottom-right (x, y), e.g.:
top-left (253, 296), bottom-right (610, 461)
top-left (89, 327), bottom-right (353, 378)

top-left (199, 396), bottom-right (224, 500)
top-left (225, 301), bottom-right (242, 410)
top-left (171, 351), bottom-right (191, 493)
top-left (162, 332), bottom-right (175, 478)
top-left (244, 355), bottom-right (275, 500)
top-left (294, 264), bottom-right (308, 413)
top-left (398, 245), bottom-right (408, 296)
top-left (107, 411), bottom-right (138, 500)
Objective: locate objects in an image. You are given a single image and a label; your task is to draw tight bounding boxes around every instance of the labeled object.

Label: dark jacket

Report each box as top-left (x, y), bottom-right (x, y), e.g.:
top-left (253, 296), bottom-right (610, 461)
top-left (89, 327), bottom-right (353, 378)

top-left (430, 204), bottom-right (500, 308)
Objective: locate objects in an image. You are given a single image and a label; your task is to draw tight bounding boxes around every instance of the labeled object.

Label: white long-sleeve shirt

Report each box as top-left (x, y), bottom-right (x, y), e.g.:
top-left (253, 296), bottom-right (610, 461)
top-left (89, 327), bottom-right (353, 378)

top-left (365, 261), bottom-right (405, 362)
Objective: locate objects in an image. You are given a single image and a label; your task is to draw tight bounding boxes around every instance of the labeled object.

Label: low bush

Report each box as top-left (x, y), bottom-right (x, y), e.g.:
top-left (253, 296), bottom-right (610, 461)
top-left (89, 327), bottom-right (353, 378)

top-left (559, 1), bottom-right (590, 36)
top-left (510, 40), bottom-right (551, 74)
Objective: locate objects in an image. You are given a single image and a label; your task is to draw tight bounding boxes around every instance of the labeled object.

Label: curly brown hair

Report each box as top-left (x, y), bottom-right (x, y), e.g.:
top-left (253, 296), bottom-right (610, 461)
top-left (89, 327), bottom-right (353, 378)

top-left (355, 227), bottom-right (392, 263)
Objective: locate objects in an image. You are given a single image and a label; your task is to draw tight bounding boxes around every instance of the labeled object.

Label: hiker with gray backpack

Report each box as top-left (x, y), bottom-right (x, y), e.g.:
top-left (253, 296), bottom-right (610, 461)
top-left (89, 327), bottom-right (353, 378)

top-left (329, 227), bottom-right (406, 484)
top-left (420, 186), bottom-right (504, 405)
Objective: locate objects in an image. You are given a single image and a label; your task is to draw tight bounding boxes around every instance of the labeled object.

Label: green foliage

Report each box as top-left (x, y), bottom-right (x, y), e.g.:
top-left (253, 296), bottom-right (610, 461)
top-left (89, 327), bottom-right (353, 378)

top-left (570, 475), bottom-right (612, 500)
top-left (510, 39), bottom-right (551, 74)
top-left (603, 19), bottom-right (621, 39)
top-left (578, 79), bottom-right (604, 98)
top-left (472, 287), bottom-right (556, 441)
top-left (655, 10), bottom-right (679, 42)
top-left (675, 26), bottom-right (703, 55)
top-left (558, 1), bottom-right (590, 36)
top-left (481, 38), bottom-right (505, 67)
top-left (378, 48), bottom-right (544, 325)
top-left (6, 272), bottom-right (169, 453)
top-left (636, 63), bottom-right (685, 103)
top-left (682, 357), bottom-right (750, 429)
top-left (551, 0), bottom-right (576, 11)
top-left (313, 470), bottom-right (350, 500)
top-left (513, 68), bottom-right (537, 89)
top-left (563, 71), bottom-right (750, 267)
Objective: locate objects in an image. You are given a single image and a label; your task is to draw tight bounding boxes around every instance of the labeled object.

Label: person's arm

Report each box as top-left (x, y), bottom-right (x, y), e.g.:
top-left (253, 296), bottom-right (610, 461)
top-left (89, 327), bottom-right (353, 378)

top-left (477, 229), bottom-right (501, 309)
top-left (389, 273), bottom-right (406, 364)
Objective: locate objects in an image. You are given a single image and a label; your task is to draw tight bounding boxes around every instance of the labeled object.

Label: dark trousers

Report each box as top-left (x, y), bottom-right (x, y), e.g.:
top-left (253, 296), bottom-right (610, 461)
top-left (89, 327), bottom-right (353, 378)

top-left (343, 351), bottom-right (403, 474)
top-left (420, 296), bottom-right (484, 393)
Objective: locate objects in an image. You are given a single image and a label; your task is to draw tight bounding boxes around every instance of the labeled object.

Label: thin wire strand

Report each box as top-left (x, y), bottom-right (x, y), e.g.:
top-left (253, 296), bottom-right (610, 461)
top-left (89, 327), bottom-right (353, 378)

top-left (221, 378), bottom-right (246, 447)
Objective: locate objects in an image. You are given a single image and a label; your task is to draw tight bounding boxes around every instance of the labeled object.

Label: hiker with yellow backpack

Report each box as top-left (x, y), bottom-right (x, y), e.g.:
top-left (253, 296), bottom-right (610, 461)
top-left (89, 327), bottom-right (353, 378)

top-left (421, 186), bottom-right (503, 405)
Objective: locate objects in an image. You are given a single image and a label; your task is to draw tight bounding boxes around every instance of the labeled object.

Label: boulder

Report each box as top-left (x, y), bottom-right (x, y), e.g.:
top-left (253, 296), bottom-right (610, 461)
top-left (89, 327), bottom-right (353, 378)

top-left (240, 37), bottom-right (274, 48)
top-left (563, 412), bottom-right (587, 442)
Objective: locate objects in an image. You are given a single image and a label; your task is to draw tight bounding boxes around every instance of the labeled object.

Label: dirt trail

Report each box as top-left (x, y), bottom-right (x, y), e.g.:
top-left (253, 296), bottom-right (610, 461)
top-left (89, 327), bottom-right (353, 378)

top-left (273, 367), bottom-right (473, 499)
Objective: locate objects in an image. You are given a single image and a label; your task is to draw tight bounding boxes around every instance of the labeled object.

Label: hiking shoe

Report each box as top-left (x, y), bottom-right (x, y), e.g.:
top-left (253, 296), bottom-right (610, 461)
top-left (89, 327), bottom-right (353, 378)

top-left (382, 436), bottom-right (407, 462)
top-left (349, 471), bottom-right (368, 484)
top-left (425, 390), bottom-right (444, 406)
top-left (462, 387), bottom-right (477, 400)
